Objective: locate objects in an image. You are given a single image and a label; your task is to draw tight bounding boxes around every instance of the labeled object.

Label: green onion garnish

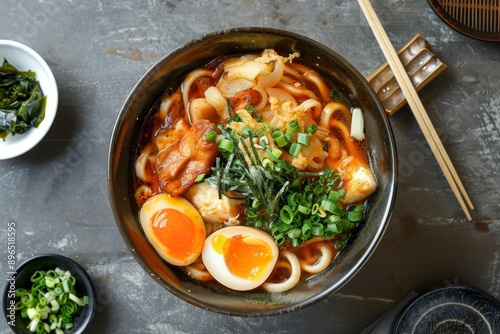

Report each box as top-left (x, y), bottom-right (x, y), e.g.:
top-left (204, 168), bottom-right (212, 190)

top-left (262, 159), bottom-right (274, 171)
top-left (272, 130), bottom-right (287, 147)
top-left (217, 138), bottom-right (234, 153)
top-left (289, 142), bottom-right (302, 157)
top-left (205, 130), bottom-right (217, 141)
top-left (286, 120), bottom-right (300, 134)
top-left (241, 126), bottom-right (254, 137)
top-left (296, 132), bottom-right (310, 146)
top-left (14, 268), bottom-right (88, 334)
top-left (330, 88), bottom-right (344, 102)
top-left (306, 124), bottom-right (318, 134)
top-left (270, 148), bottom-right (282, 159)
top-left (280, 205), bottom-right (294, 224)
top-left (205, 116), bottom-right (367, 247)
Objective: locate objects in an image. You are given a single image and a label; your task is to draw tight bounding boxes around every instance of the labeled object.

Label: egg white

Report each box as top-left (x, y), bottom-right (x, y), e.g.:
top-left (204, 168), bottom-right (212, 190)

top-left (202, 226), bottom-right (279, 291)
top-left (140, 193), bottom-right (206, 266)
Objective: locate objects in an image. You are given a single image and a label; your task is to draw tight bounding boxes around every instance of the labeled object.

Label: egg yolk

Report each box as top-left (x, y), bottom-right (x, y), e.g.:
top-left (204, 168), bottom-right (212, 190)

top-left (152, 208), bottom-right (204, 261)
top-left (212, 234), bottom-right (275, 281)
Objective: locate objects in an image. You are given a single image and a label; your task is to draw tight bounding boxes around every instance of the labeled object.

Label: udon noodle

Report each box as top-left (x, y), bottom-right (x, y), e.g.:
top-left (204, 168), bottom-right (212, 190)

top-left (134, 49), bottom-right (377, 292)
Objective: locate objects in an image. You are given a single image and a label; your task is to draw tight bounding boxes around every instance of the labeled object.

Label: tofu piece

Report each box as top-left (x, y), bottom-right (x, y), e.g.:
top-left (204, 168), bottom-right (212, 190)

top-left (340, 163), bottom-right (377, 205)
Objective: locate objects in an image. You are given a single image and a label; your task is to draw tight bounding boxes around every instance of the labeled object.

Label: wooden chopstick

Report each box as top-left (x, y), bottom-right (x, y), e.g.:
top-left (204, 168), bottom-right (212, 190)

top-left (358, 0), bottom-right (474, 221)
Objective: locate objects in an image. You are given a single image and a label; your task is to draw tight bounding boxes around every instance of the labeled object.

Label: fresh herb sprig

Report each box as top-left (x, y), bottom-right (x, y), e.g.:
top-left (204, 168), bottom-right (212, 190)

top-left (0, 58), bottom-right (46, 140)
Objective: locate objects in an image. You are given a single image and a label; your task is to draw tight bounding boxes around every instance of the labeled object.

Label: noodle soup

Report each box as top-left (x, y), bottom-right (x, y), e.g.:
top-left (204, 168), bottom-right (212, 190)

top-left (134, 49), bottom-right (377, 293)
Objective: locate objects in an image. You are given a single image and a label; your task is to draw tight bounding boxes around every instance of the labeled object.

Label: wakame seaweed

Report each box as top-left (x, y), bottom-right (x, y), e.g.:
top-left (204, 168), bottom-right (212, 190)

top-left (0, 58), bottom-right (46, 140)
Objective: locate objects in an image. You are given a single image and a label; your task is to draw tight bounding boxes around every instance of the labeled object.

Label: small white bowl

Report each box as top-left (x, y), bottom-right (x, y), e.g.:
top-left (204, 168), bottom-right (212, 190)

top-left (0, 40), bottom-right (58, 160)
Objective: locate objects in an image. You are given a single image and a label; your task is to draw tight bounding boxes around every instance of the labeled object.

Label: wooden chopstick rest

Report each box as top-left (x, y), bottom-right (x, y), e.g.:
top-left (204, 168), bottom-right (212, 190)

top-left (366, 33), bottom-right (447, 116)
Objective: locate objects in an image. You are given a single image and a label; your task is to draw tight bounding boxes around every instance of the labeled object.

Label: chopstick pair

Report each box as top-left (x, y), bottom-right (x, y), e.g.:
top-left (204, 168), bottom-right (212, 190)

top-left (358, 0), bottom-right (474, 221)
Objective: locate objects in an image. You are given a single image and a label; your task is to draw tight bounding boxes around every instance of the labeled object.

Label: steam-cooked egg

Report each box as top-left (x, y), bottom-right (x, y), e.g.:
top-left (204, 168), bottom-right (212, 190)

top-left (202, 226), bottom-right (279, 291)
top-left (140, 193), bottom-right (206, 266)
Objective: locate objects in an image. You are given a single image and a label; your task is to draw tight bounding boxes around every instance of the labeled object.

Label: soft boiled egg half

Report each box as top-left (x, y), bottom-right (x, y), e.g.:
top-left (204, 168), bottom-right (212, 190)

top-left (140, 193), bottom-right (206, 266)
top-left (202, 226), bottom-right (279, 291)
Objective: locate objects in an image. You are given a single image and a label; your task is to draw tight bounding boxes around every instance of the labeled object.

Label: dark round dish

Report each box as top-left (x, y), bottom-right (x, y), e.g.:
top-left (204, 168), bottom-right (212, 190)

top-left (3, 254), bottom-right (96, 334)
top-left (427, 0), bottom-right (500, 42)
top-left (393, 285), bottom-right (500, 333)
top-left (108, 27), bottom-right (397, 316)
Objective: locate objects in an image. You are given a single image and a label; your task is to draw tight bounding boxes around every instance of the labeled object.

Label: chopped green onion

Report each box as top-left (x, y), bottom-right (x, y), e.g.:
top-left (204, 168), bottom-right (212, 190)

top-left (259, 138), bottom-right (268, 149)
top-left (27, 307), bottom-right (39, 319)
top-left (328, 190), bottom-right (342, 202)
top-left (328, 214), bottom-right (341, 224)
top-left (28, 318), bottom-right (39, 332)
top-left (246, 105), bottom-right (254, 114)
top-left (280, 205), bottom-right (294, 224)
top-left (45, 277), bottom-right (55, 288)
top-left (306, 124), bottom-right (318, 134)
top-left (328, 222), bottom-right (341, 233)
top-left (289, 142), bottom-right (302, 157)
top-left (205, 130), bottom-right (217, 141)
top-left (254, 127), bottom-right (264, 137)
top-left (270, 148), bottom-right (282, 159)
top-left (50, 300), bottom-right (60, 313)
top-left (262, 121), bottom-right (271, 133)
top-left (330, 88), bottom-right (344, 102)
top-left (321, 200), bottom-right (334, 212)
top-left (272, 130), bottom-right (287, 147)
top-left (286, 192), bottom-right (297, 207)
top-left (241, 126), bottom-right (253, 137)
top-left (296, 132), bottom-right (310, 146)
top-left (287, 228), bottom-right (301, 239)
top-left (262, 158), bottom-right (274, 171)
top-left (292, 238), bottom-right (305, 247)
top-left (217, 138), bottom-right (234, 153)
top-left (194, 174), bottom-right (205, 182)
top-left (275, 234), bottom-right (285, 245)
top-left (346, 209), bottom-right (364, 222)
top-left (354, 203), bottom-right (365, 211)
top-left (301, 222), bottom-right (312, 239)
top-left (54, 268), bottom-right (65, 276)
top-left (31, 271), bottom-right (44, 283)
top-left (68, 293), bottom-right (83, 307)
top-left (311, 223), bottom-right (324, 236)
top-left (342, 219), bottom-right (355, 231)
top-left (286, 120), bottom-right (300, 134)
top-left (335, 240), bottom-right (345, 250)
top-left (14, 267), bottom-right (88, 334)
top-left (62, 279), bottom-right (70, 293)
top-left (310, 215), bottom-right (321, 224)
top-left (297, 204), bottom-right (311, 215)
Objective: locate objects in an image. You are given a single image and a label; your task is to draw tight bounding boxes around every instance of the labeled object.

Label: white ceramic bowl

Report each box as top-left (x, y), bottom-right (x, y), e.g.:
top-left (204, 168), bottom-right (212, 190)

top-left (0, 40), bottom-right (58, 160)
